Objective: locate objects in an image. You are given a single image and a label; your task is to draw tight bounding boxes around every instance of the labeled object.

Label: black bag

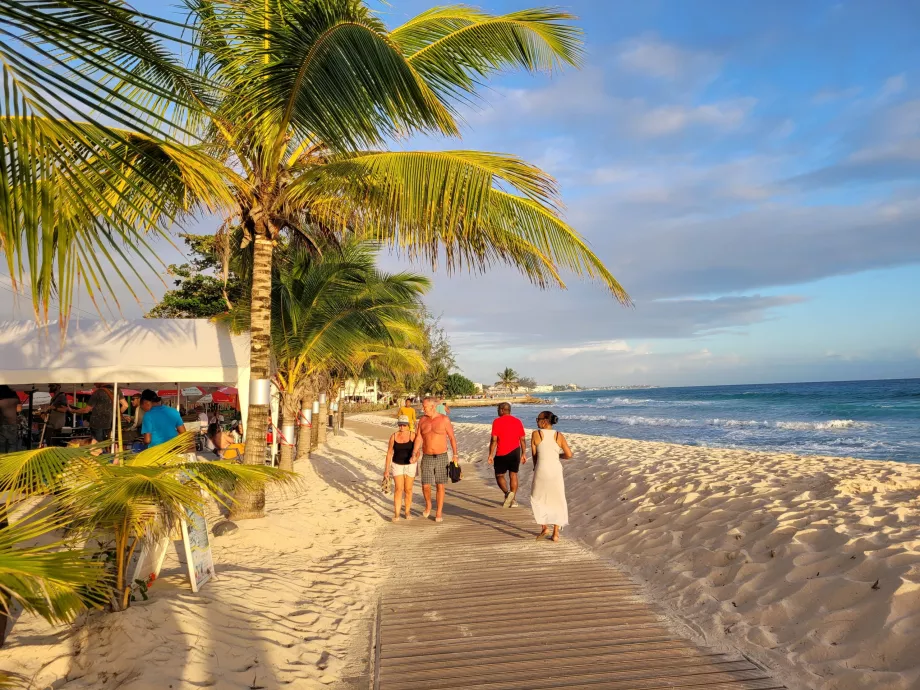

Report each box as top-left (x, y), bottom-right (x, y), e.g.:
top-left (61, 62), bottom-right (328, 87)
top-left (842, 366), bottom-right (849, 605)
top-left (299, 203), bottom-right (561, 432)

top-left (447, 459), bottom-right (462, 483)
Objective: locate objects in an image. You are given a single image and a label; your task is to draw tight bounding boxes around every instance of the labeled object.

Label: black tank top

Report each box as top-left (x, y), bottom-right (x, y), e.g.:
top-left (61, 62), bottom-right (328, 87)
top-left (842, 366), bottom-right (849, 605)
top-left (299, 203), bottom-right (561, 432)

top-left (392, 437), bottom-right (414, 465)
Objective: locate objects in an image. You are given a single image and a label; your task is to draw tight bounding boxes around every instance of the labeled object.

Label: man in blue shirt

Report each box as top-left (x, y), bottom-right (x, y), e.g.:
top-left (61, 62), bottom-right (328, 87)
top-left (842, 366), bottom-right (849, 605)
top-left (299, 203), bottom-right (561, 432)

top-left (140, 389), bottom-right (186, 447)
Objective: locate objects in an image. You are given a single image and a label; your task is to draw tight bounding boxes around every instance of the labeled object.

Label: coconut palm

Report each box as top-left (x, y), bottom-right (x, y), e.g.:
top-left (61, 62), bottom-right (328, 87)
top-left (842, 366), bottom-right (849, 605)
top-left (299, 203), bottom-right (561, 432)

top-left (0, 436), bottom-right (294, 614)
top-left (4, 1), bottom-right (630, 519)
top-left (225, 240), bottom-right (429, 473)
top-left (497, 367), bottom-right (520, 393)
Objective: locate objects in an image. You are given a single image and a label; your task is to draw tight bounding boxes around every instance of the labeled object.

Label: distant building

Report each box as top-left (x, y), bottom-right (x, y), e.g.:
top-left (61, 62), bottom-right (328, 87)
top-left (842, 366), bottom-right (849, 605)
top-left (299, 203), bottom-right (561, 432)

top-left (531, 384), bottom-right (553, 393)
top-left (342, 378), bottom-right (380, 403)
top-left (473, 382), bottom-right (483, 392)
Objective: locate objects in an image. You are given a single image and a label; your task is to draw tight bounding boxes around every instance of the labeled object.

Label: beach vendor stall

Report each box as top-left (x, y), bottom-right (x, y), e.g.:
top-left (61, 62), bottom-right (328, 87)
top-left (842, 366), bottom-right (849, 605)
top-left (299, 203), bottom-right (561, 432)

top-left (0, 320), bottom-right (261, 453)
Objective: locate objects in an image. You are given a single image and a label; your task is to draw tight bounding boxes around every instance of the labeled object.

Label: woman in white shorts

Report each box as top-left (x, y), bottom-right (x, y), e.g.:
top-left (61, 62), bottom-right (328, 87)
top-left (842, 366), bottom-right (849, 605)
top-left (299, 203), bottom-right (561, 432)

top-left (384, 415), bottom-right (418, 521)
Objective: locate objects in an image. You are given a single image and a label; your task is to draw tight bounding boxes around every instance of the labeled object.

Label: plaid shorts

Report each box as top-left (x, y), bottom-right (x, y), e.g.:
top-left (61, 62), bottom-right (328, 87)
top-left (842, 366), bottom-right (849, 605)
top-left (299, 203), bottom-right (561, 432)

top-left (421, 453), bottom-right (449, 485)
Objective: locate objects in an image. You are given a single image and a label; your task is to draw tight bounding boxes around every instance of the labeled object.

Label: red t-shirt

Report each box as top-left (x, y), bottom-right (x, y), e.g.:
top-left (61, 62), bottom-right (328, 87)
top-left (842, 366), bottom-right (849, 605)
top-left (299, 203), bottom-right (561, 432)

top-left (491, 415), bottom-right (525, 456)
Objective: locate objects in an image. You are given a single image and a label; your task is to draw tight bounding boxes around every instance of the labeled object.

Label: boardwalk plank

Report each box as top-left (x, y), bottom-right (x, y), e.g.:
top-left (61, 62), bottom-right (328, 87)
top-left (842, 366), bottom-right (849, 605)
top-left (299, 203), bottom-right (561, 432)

top-left (374, 471), bottom-right (783, 689)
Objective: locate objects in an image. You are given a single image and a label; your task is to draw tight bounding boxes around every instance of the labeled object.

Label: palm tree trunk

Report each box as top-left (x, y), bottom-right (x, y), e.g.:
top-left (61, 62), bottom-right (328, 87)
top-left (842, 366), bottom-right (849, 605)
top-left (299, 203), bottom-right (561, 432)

top-left (317, 398), bottom-right (328, 445)
top-left (296, 397), bottom-right (311, 462)
top-left (278, 402), bottom-right (296, 472)
top-left (231, 231), bottom-right (273, 520)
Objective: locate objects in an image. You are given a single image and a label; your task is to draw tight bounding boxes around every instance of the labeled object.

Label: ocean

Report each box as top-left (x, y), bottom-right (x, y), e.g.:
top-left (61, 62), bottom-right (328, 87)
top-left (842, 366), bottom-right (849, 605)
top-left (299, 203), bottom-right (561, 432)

top-left (449, 378), bottom-right (920, 463)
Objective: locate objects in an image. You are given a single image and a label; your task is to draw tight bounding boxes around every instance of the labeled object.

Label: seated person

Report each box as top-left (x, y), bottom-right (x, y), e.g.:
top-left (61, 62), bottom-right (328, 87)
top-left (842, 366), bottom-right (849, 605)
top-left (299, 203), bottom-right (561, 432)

top-left (207, 423), bottom-right (244, 460)
top-left (66, 436), bottom-right (105, 457)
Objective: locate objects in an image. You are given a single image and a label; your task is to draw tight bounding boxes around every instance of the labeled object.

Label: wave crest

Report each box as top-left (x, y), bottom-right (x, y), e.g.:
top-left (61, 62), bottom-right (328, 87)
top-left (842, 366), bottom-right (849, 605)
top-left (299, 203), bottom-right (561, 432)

top-left (562, 414), bottom-right (869, 431)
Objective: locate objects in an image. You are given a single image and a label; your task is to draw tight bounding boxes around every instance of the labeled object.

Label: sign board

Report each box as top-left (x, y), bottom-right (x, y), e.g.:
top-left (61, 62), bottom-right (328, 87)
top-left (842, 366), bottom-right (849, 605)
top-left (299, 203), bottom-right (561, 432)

top-left (129, 532), bottom-right (171, 586)
top-left (180, 506), bottom-right (216, 592)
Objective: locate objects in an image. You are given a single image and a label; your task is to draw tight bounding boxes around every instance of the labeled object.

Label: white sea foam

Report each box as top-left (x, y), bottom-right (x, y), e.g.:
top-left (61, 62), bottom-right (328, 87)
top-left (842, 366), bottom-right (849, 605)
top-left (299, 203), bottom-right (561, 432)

top-left (562, 414), bottom-right (870, 432)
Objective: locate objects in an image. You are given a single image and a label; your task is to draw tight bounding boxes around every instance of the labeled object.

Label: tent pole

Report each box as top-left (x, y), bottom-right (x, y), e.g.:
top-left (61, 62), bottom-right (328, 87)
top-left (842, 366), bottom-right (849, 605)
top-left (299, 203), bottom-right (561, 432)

top-left (26, 389), bottom-right (34, 450)
top-left (111, 382), bottom-right (118, 454)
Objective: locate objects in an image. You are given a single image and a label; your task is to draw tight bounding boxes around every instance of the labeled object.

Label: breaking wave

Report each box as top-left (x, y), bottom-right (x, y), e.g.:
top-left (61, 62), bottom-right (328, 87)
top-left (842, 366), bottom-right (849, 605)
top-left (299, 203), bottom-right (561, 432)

top-left (562, 414), bottom-right (869, 431)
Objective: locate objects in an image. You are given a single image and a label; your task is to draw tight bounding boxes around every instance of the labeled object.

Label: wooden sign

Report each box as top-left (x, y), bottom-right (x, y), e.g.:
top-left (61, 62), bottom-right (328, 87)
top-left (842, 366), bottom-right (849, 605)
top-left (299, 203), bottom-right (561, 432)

top-left (180, 506), bottom-right (216, 592)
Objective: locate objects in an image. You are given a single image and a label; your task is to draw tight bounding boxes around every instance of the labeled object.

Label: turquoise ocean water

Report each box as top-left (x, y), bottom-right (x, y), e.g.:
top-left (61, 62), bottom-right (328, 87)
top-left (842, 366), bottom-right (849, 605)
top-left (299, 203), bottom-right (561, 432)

top-left (449, 379), bottom-right (920, 463)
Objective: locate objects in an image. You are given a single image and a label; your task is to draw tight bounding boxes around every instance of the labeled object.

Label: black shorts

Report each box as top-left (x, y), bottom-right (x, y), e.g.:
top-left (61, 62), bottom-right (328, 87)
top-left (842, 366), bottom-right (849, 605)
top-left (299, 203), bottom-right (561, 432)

top-left (494, 447), bottom-right (521, 475)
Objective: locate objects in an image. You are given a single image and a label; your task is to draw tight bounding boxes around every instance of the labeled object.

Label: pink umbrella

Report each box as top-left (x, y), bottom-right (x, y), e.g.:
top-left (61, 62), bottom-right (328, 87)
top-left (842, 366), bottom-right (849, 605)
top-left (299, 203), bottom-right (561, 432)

top-left (121, 388), bottom-right (141, 397)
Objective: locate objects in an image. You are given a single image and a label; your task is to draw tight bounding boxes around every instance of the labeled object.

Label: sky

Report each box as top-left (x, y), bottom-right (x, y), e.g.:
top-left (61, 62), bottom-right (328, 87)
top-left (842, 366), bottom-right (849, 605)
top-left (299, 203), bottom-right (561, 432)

top-left (3, 0), bottom-right (919, 388)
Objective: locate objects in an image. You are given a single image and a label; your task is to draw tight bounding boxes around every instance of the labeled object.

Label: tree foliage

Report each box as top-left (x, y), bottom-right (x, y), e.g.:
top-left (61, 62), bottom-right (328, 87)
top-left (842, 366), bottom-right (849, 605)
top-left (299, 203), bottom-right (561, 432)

top-left (445, 373), bottom-right (478, 398)
top-left (146, 234), bottom-right (245, 318)
top-left (2, 0), bottom-right (631, 329)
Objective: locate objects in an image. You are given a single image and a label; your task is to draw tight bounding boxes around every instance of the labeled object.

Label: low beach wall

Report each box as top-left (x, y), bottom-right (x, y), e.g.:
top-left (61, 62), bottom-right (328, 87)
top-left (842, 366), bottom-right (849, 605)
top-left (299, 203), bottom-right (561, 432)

top-left (350, 413), bottom-right (920, 690)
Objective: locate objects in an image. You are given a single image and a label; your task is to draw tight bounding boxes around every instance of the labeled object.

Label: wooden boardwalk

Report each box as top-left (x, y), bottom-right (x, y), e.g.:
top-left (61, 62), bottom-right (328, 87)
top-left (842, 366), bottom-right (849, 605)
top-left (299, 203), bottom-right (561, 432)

top-left (373, 471), bottom-right (784, 690)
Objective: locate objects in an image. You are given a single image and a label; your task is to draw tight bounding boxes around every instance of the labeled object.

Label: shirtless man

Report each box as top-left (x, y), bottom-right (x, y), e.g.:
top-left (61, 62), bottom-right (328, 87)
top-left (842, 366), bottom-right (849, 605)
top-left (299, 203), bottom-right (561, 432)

top-left (412, 397), bottom-right (459, 522)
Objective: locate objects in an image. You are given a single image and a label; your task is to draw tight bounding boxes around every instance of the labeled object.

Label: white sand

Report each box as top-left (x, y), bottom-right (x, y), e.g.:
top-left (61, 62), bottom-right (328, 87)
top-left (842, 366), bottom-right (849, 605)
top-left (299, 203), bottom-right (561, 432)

top-left (352, 413), bottom-right (920, 690)
top-left (0, 433), bottom-right (392, 689)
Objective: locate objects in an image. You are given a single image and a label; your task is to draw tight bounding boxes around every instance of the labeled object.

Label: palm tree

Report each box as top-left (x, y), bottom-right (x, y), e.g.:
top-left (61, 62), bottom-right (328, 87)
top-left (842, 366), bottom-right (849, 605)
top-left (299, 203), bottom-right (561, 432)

top-left (422, 361), bottom-right (450, 397)
top-left (497, 367), bottom-right (520, 393)
top-left (226, 240), bottom-right (429, 472)
top-left (0, 436), bottom-right (294, 614)
top-left (4, 2), bottom-right (630, 519)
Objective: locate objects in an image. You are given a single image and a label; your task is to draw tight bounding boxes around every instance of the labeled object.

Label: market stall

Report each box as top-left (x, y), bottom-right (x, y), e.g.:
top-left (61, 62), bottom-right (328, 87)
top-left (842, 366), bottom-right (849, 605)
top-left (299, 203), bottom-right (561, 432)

top-left (0, 319), bottom-right (257, 447)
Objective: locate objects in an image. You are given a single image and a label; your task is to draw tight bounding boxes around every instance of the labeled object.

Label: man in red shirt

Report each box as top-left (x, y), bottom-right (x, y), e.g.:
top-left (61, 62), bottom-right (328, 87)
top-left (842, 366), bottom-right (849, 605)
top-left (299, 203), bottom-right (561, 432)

top-left (488, 402), bottom-right (527, 508)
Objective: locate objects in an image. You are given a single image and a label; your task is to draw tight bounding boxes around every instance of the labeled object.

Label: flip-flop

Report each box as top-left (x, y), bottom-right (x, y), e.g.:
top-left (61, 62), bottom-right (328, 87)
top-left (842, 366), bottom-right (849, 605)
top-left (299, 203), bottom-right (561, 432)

top-left (435, 516), bottom-right (443, 523)
top-left (502, 491), bottom-right (515, 508)
top-left (422, 509), bottom-right (431, 518)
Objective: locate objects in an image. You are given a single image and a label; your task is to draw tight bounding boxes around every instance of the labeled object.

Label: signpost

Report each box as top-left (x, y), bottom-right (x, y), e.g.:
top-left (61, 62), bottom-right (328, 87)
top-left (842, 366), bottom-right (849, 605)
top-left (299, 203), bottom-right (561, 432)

top-left (180, 506), bottom-right (216, 593)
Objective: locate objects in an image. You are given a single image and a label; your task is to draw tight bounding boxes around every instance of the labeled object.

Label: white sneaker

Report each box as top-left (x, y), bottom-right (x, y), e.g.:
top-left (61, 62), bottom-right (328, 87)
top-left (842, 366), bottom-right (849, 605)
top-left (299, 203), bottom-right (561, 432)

top-left (510, 500), bottom-right (520, 508)
top-left (502, 491), bottom-right (515, 508)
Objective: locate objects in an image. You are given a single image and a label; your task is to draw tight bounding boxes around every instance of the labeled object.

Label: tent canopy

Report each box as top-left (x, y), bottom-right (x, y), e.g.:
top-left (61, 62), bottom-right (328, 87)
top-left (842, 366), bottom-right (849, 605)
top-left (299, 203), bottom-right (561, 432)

top-left (0, 319), bottom-right (252, 426)
top-left (0, 319), bottom-right (250, 386)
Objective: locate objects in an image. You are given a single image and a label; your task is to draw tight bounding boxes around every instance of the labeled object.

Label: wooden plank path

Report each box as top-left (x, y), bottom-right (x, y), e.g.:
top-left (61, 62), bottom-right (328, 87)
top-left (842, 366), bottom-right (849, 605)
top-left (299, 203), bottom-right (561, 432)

top-left (373, 471), bottom-right (784, 690)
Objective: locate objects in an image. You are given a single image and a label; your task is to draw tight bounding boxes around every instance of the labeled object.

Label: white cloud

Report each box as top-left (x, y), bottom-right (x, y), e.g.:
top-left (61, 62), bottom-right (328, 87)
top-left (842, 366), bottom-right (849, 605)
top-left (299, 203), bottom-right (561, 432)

top-left (633, 99), bottom-right (755, 137)
top-left (812, 86), bottom-right (862, 104)
top-left (617, 35), bottom-right (721, 82)
top-left (880, 73), bottom-right (907, 98)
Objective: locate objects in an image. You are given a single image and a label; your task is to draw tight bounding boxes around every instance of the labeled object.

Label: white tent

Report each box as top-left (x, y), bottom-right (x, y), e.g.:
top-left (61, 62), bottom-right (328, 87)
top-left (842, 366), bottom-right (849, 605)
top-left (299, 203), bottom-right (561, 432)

top-left (0, 319), bottom-right (255, 432)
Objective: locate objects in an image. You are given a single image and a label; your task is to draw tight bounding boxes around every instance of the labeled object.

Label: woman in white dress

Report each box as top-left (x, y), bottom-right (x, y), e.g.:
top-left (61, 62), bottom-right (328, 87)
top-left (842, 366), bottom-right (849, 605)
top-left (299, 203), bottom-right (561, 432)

top-left (530, 411), bottom-right (574, 542)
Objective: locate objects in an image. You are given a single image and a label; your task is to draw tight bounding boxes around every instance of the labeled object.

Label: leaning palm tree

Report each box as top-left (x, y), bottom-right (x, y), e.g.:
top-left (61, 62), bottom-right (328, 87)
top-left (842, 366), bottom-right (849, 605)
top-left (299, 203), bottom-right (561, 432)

top-left (226, 240), bottom-right (429, 473)
top-left (497, 367), bottom-right (520, 393)
top-left (4, 2), bottom-right (630, 519)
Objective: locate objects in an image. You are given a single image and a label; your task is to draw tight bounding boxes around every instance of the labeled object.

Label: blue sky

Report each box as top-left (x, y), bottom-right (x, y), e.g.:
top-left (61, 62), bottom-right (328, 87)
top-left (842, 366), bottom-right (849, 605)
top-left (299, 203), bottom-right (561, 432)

top-left (3, 0), bottom-right (917, 387)
top-left (372, 0), bottom-right (920, 386)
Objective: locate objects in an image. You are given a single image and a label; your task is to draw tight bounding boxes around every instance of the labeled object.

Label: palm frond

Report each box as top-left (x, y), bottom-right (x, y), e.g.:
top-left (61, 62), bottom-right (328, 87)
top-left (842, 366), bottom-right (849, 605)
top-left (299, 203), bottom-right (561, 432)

top-left (286, 150), bottom-right (630, 302)
top-left (391, 6), bottom-right (583, 104)
top-left (0, 445), bottom-right (99, 499)
top-left (0, 107), bottom-right (234, 323)
top-left (0, 511), bottom-right (105, 624)
top-left (219, 0), bottom-right (458, 160)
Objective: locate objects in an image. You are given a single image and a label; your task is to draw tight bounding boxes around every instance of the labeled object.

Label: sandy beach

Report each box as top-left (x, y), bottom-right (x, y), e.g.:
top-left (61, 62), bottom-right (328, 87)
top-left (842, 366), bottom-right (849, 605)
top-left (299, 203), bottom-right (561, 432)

top-left (4, 417), bottom-right (919, 690)
top-left (0, 435), bottom-right (392, 690)
top-left (350, 413), bottom-right (920, 690)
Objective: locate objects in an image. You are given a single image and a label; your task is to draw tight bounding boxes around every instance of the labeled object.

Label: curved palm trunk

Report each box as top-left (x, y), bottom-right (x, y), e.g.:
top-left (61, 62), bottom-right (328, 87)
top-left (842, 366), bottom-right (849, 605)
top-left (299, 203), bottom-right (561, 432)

top-left (296, 396), bottom-right (312, 462)
top-left (278, 402), bottom-right (296, 472)
top-left (231, 232), bottom-right (273, 520)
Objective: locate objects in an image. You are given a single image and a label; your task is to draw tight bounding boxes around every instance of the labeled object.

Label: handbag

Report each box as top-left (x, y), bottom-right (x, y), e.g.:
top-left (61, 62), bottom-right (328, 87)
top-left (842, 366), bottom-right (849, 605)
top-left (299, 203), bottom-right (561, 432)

top-left (446, 459), bottom-right (462, 483)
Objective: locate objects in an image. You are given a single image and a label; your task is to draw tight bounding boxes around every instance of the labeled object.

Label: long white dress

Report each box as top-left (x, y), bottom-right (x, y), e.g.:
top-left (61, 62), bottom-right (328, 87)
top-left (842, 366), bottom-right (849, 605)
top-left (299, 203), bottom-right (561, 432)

top-left (531, 429), bottom-right (568, 527)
